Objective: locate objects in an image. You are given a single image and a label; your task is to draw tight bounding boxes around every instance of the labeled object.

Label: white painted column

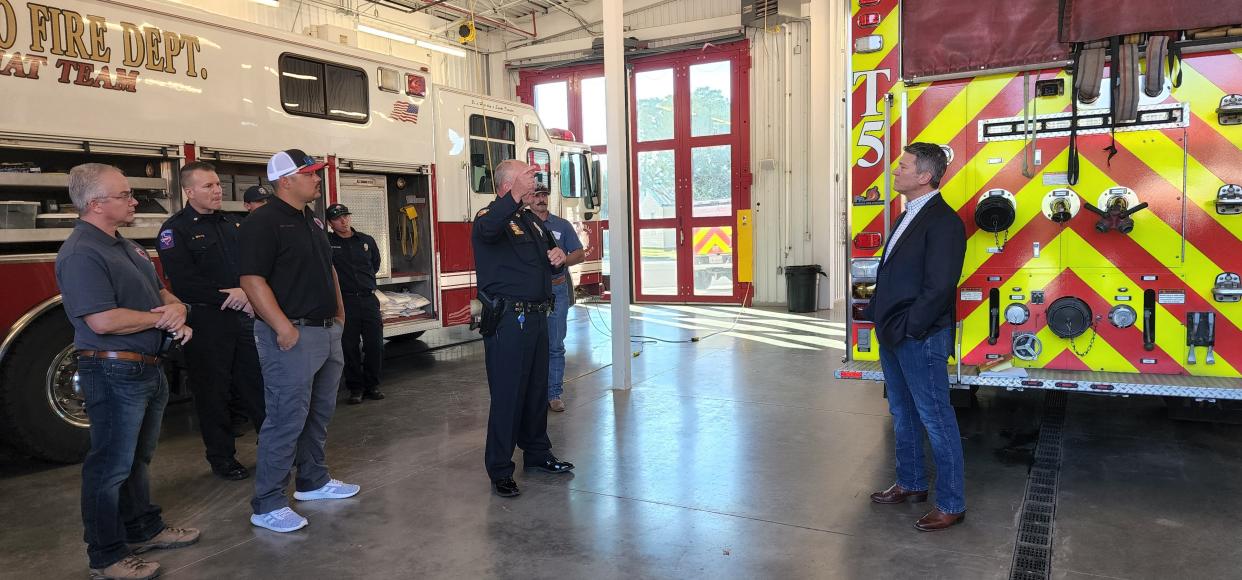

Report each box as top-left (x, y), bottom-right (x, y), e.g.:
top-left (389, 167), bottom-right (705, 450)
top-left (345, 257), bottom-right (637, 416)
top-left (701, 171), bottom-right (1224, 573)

top-left (809, 0), bottom-right (842, 309)
top-left (603, 0), bottom-right (632, 390)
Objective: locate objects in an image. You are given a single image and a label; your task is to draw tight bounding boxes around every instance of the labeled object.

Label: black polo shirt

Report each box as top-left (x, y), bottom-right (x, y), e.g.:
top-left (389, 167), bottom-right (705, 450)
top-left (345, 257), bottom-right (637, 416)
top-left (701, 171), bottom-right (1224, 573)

top-left (156, 205), bottom-right (243, 307)
top-left (238, 196), bottom-right (337, 319)
top-left (55, 220), bottom-right (165, 354)
top-left (329, 229), bottom-right (380, 295)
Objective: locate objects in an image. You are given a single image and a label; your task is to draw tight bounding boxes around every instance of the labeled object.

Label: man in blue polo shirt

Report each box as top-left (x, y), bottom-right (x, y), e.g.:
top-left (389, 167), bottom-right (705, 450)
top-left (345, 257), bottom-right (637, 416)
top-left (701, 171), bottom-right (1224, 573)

top-left (56, 163), bottom-right (200, 580)
top-left (527, 187), bottom-right (585, 412)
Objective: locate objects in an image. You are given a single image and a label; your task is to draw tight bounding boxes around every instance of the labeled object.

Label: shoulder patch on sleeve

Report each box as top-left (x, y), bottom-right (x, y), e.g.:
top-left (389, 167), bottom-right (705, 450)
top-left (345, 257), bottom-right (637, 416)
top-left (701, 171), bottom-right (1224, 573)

top-left (475, 207), bottom-right (490, 218)
top-left (158, 229), bottom-right (175, 250)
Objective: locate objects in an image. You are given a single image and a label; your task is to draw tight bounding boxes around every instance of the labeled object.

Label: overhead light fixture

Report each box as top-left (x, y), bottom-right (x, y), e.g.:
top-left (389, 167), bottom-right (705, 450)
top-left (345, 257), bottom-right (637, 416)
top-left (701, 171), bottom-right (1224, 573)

top-left (357, 24), bottom-right (417, 45)
top-left (250, 0), bottom-right (280, 7)
top-left (415, 40), bottom-right (467, 58)
top-left (357, 23), bottom-right (467, 58)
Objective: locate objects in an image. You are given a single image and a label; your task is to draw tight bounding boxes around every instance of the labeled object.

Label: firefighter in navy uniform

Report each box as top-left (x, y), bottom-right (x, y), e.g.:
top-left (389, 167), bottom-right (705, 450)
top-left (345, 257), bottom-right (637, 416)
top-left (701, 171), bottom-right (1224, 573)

top-left (326, 203), bottom-right (386, 405)
top-left (157, 162), bottom-right (265, 480)
top-left (473, 160), bottom-right (575, 498)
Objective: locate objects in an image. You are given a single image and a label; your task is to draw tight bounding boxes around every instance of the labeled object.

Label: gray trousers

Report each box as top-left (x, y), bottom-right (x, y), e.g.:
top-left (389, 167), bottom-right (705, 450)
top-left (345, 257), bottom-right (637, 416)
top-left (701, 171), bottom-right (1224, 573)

top-left (251, 320), bottom-right (344, 515)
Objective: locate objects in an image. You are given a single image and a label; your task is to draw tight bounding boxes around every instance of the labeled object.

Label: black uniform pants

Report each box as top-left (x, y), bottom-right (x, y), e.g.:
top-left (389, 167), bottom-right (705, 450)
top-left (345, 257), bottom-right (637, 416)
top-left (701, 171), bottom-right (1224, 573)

top-left (182, 308), bottom-right (266, 470)
top-left (342, 293), bottom-right (384, 394)
top-left (483, 308), bottom-right (554, 481)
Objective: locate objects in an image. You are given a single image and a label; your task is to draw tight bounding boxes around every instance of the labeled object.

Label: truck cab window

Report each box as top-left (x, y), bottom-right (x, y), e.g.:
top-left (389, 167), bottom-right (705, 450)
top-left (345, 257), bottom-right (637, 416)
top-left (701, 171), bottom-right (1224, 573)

top-left (469, 114), bottom-right (516, 194)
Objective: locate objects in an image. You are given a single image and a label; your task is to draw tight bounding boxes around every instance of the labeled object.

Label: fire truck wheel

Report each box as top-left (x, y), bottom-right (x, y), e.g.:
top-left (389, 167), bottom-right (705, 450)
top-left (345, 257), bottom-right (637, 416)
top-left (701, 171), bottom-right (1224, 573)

top-left (0, 310), bottom-right (90, 464)
top-left (386, 331), bottom-right (426, 343)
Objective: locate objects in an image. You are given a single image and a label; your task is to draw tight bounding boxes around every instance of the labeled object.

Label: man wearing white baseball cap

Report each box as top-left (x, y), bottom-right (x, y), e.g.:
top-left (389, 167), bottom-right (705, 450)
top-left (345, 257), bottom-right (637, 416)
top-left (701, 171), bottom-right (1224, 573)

top-left (239, 148), bottom-right (359, 533)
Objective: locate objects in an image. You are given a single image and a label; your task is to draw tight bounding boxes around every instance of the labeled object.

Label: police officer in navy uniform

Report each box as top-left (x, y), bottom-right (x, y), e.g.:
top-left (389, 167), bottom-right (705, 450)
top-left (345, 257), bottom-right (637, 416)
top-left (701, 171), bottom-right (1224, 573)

top-left (243, 183), bottom-right (273, 212)
top-left (326, 203), bottom-right (386, 405)
top-left (473, 159), bottom-right (574, 498)
top-left (157, 162), bottom-right (265, 480)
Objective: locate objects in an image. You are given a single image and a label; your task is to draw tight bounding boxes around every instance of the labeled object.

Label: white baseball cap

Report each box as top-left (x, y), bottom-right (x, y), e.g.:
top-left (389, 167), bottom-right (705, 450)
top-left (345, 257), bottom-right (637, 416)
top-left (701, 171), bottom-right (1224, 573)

top-left (267, 148), bottom-right (326, 181)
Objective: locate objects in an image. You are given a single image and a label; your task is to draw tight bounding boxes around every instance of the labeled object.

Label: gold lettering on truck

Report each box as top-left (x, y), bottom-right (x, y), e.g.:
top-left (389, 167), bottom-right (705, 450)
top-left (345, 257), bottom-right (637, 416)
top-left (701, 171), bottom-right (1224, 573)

top-left (142, 25), bottom-right (161, 71)
top-left (62, 8), bottom-right (90, 59)
top-left (120, 20), bottom-right (142, 66)
top-left (2, 2), bottom-right (211, 93)
top-left (27, 2), bottom-right (49, 52)
top-left (0, 0), bottom-right (15, 50)
top-left (87, 14), bottom-right (108, 62)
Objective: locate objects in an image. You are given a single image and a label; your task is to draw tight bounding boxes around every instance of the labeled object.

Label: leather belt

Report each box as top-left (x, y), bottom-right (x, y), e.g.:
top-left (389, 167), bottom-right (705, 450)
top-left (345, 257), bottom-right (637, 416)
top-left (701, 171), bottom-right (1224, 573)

top-left (78, 350), bottom-right (161, 365)
top-left (552, 275), bottom-right (567, 285)
top-left (290, 318), bottom-right (334, 327)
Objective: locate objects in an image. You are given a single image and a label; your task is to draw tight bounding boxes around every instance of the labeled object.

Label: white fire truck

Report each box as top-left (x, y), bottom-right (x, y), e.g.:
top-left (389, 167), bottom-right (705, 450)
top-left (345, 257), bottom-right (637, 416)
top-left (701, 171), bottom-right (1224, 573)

top-left (0, 0), bottom-right (600, 462)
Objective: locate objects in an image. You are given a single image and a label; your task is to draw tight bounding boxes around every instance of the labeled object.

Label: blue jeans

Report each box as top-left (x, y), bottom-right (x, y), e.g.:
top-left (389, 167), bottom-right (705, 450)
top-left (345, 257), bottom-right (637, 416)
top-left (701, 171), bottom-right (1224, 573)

top-left (78, 358), bottom-right (169, 569)
top-left (547, 281), bottom-right (570, 401)
top-left (251, 321), bottom-right (344, 515)
top-left (877, 326), bottom-right (966, 514)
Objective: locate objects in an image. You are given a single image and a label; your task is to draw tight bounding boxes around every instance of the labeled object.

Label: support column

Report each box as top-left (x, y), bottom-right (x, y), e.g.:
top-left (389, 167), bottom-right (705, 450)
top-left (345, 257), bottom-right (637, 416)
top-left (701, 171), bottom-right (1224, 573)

top-left (603, 0), bottom-right (632, 390)
top-left (809, 0), bottom-right (844, 308)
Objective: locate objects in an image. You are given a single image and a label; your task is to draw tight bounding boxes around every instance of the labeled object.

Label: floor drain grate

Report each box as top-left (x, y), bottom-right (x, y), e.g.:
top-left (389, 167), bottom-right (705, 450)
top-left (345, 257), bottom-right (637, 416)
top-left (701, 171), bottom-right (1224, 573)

top-left (1009, 391), bottom-right (1068, 580)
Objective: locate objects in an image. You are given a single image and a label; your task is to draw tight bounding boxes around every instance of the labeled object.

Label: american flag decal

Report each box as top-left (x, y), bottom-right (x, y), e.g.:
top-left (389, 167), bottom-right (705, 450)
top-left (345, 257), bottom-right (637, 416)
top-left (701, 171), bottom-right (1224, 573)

top-left (391, 100), bottom-right (419, 123)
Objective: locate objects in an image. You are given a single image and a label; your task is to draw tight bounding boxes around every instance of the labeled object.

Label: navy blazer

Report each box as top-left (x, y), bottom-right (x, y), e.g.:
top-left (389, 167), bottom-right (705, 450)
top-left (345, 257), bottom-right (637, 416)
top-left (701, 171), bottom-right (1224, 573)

top-left (861, 193), bottom-right (966, 347)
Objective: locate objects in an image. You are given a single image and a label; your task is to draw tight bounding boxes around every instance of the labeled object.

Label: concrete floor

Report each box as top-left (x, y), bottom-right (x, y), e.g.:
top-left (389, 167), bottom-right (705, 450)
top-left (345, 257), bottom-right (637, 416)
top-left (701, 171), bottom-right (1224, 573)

top-left (2, 303), bottom-right (1241, 579)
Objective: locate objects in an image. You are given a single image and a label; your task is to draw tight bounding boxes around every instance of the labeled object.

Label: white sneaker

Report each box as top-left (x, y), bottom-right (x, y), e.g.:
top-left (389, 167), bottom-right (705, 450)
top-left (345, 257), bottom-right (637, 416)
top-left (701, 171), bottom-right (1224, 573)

top-left (293, 479), bottom-right (360, 501)
top-left (250, 507), bottom-right (308, 533)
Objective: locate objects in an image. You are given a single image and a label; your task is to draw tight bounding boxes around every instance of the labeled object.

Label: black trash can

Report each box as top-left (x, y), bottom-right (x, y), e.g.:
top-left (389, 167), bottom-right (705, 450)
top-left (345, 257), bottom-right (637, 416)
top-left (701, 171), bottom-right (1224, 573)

top-left (785, 265), bottom-right (825, 313)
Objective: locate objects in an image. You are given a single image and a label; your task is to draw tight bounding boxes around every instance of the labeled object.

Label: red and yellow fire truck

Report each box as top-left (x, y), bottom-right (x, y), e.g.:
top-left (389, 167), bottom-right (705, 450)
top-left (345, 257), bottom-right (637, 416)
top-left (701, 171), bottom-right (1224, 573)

top-left (0, 0), bottom-right (599, 462)
top-left (838, 1), bottom-right (1242, 409)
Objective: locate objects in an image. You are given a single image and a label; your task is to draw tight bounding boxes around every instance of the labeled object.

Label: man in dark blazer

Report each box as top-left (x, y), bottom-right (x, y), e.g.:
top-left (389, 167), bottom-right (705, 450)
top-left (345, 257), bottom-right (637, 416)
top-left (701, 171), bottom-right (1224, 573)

top-left (861, 142), bottom-right (967, 532)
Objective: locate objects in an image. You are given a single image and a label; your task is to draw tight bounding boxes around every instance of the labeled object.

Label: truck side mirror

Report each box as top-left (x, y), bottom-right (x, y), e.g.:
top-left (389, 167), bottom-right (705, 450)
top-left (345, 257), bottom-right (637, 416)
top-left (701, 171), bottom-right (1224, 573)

top-left (590, 158), bottom-right (602, 209)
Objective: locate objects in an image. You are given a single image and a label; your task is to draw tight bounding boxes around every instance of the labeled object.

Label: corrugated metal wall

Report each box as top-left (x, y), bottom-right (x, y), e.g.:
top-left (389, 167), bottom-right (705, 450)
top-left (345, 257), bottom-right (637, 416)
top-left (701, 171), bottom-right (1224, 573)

top-left (749, 22), bottom-right (816, 305)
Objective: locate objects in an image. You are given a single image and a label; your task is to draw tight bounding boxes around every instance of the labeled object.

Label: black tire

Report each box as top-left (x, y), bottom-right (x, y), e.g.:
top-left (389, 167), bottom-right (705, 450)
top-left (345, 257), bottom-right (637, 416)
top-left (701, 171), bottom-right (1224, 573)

top-left (386, 331), bottom-right (426, 343)
top-left (0, 309), bottom-right (91, 463)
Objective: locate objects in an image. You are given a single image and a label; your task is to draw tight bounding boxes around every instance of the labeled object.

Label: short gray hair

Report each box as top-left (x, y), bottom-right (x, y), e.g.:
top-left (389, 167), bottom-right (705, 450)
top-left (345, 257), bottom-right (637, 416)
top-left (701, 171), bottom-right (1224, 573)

top-left (68, 163), bottom-right (123, 213)
top-left (493, 159), bottom-right (527, 194)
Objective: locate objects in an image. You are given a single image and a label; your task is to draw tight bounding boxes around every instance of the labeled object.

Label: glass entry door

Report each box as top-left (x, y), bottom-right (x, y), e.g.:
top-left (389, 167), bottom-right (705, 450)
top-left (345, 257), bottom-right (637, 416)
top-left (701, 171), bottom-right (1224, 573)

top-left (518, 42), bottom-right (751, 303)
top-left (632, 57), bottom-right (745, 302)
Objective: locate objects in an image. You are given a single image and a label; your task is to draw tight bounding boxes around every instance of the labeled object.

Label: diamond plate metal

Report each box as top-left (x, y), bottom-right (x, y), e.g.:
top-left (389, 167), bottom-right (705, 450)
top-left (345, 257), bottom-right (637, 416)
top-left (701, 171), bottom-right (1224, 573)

top-left (836, 360), bottom-right (1241, 399)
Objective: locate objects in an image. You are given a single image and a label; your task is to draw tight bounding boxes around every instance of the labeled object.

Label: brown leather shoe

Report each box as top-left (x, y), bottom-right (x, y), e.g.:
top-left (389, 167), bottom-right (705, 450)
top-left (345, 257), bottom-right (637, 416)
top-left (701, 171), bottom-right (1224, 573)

top-left (870, 484), bottom-right (929, 505)
top-left (89, 555), bottom-right (160, 579)
top-left (130, 526), bottom-right (201, 554)
top-left (914, 508), bottom-right (966, 531)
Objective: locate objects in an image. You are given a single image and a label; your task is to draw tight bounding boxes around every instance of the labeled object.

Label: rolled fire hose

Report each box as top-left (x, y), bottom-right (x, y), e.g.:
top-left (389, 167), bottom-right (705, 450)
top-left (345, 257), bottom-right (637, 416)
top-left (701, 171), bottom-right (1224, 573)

top-left (399, 203), bottom-right (420, 258)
